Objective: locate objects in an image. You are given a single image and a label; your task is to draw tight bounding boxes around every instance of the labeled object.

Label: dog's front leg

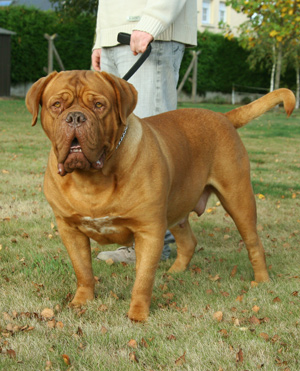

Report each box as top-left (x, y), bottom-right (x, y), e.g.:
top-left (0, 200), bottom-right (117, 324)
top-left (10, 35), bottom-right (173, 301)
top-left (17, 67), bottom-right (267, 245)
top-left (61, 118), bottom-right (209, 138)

top-left (56, 216), bottom-right (95, 306)
top-left (128, 229), bottom-right (165, 322)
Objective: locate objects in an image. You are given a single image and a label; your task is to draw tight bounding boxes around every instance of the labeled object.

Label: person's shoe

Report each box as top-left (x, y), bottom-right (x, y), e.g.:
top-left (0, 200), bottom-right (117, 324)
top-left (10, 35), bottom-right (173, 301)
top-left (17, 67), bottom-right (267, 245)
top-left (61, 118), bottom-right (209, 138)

top-left (96, 246), bottom-right (136, 263)
top-left (96, 232), bottom-right (175, 263)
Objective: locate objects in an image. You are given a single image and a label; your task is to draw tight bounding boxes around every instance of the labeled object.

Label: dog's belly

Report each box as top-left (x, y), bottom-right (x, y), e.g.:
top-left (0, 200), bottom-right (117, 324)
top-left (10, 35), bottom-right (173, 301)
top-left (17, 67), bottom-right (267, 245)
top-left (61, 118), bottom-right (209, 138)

top-left (79, 216), bottom-right (134, 245)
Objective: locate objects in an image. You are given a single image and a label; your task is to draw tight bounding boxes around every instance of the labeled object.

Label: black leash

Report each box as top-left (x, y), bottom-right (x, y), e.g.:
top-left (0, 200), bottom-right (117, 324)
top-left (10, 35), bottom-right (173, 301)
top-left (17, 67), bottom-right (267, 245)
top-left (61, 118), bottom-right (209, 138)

top-left (117, 32), bottom-right (152, 81)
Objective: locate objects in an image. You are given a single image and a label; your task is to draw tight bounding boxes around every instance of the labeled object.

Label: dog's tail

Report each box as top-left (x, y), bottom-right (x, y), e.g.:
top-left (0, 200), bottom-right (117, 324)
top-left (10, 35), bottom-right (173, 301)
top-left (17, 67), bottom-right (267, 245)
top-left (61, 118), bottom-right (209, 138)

top-left (225, 88), bottom-right (296, 129)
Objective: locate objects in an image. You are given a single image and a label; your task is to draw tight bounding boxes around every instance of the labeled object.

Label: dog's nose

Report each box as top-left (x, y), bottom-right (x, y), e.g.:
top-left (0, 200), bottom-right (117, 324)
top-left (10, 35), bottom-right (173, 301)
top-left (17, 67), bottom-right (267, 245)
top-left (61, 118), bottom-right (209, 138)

top-left (65, 112), bottom-right (87, 127)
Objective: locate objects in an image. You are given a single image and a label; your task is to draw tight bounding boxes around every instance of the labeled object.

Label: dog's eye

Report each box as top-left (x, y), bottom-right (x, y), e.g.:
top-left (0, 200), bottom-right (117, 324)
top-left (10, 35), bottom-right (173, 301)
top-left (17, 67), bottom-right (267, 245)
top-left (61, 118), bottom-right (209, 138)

top-left (53, 102), bottom-right (61, 108)
top-left (95, 102), bottom-right (103, 109)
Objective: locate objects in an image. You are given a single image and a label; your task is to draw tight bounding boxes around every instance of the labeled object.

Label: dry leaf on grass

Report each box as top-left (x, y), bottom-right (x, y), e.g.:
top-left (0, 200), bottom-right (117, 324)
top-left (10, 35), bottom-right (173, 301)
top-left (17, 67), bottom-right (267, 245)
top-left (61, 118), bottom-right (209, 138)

top-left (249, 315), bottom-right (261, 325)
top-left (175, 352), bottom-right (186, 366)
top-left (129, 352), bottom-right (139, 363)
top-left (259, 332), bottom-right (269, 341)
top-left (101, 326), bottom-right (108, 334)
top-left (127, 339), bottom-right (138, 348)
top-left (236, 348), bottom-right (244, 363)
top-left (230, 265), bottom-right (238, 277)
top-left (167, 334), bottom-right (177, 341)
top-left (62, 354), bottom-right (71, 365)
top-left (41, 308), bottom-right (54, 319)
top-left (252, 305), bottom-right (260, 313)
top-left (213, 311), bottom-right (223, 322)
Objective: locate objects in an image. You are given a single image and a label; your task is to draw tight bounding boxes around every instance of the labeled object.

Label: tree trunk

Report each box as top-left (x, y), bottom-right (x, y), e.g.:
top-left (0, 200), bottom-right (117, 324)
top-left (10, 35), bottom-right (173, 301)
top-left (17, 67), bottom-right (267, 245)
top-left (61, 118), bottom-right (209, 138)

top-left (270, 63), bottom-right (276, 92)
top-left (270, 44), bottom-right (276, 92)
top-left (274, 43), bottom-right (282, 90)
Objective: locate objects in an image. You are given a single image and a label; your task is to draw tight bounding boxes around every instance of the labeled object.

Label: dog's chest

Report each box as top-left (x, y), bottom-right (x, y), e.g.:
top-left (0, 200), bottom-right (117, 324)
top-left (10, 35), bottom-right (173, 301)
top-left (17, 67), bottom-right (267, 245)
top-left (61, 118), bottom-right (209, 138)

top-left (80, 216), bottom-right (121, 235)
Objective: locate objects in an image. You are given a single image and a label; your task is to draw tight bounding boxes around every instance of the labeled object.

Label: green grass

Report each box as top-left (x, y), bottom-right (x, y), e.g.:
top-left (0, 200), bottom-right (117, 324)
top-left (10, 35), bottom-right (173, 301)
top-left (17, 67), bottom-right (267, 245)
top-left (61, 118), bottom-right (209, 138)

top-left (1, 99), bottom-right (300, 370)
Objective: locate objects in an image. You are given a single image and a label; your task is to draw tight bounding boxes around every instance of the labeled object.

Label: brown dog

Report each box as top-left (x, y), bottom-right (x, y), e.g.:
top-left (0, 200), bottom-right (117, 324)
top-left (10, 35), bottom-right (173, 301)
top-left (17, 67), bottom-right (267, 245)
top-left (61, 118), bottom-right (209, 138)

top-left (26, 70), bottom-right (295, 321)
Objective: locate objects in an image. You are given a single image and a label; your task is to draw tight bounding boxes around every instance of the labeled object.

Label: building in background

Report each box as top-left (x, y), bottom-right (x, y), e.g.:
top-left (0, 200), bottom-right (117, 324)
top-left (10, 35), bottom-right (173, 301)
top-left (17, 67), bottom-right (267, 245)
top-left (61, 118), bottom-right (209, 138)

top-left (197, 0), bottom-right (247, 35)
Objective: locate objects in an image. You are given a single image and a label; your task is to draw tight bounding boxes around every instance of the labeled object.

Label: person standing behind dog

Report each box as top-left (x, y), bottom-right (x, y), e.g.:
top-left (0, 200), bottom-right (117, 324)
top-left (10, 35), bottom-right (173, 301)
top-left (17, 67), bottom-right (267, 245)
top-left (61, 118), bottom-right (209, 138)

top-left (91, 0), bottom-right (198, 263)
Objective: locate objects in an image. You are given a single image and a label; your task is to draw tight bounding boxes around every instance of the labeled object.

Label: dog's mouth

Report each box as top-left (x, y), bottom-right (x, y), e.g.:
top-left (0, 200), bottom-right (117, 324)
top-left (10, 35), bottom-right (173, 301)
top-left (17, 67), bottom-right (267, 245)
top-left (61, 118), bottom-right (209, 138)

top-left (70, 138), bottom-right (82, 154)
top-left (57, 137), bottom-right (106, 176)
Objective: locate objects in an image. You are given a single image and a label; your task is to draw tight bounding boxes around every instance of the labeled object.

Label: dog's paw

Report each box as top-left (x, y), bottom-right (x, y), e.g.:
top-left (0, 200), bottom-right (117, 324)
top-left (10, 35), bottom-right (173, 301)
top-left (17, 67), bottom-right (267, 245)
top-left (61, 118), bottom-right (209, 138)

top-left (254, 272), bottom-right (270, 283)
top-left (69, 287), bottom-right (94, 307)
top-left (127, 302), bottom-right (149, 322)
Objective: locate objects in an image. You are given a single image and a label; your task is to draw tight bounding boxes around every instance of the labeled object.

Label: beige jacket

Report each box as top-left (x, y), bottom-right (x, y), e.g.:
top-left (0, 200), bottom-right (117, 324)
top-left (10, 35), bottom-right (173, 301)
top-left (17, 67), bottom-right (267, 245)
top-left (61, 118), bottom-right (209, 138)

top-left (94, 0), bottom-right (197, 49)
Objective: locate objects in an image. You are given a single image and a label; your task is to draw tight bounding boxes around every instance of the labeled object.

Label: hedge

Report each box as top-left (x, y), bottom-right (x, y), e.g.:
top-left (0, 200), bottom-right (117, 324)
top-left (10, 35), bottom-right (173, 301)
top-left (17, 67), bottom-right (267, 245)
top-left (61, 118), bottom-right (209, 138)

top-left (0, 6), bottom-right (95, 83)
top-left (0, 6), bottom-right (295, 93)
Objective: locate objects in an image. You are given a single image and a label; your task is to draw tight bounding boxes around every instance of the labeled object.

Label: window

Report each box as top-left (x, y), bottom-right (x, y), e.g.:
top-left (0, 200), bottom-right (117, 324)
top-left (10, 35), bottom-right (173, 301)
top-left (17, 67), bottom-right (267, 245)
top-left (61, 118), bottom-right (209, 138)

top-left (202, 0), bottom-right (211, 24)
top-left (219, 2), bottom-right (226, 23)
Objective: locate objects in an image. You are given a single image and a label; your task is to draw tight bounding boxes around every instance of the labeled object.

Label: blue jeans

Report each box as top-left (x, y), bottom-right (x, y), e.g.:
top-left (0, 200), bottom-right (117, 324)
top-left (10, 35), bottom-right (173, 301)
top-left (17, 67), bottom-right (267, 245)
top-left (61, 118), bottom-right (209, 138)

top-left (101, 41), bottom-right (185, 117)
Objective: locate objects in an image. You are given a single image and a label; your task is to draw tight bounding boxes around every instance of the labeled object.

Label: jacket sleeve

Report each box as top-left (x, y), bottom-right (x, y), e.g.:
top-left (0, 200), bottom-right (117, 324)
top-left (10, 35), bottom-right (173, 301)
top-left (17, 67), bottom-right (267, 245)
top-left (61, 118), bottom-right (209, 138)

top-left (133, 0), bottom-right (188, 38)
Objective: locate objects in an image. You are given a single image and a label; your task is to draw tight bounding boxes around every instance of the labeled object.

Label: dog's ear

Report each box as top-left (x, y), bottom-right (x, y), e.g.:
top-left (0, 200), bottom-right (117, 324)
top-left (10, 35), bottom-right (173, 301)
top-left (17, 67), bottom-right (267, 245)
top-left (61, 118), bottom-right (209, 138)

top-left (26, 71), bottom-right (58, 126)
top-left (100, 71), bottom-right (137, 124)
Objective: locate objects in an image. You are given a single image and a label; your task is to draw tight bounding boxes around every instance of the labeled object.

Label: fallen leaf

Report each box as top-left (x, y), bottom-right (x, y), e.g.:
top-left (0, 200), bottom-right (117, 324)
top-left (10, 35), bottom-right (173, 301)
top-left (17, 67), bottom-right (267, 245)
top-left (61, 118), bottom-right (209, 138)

top-left (105, 258), bottom-right (114, 265)
top-left (46, 320), bottom-right (56, 329)
top-left (175, 352), bottom-right (186, 366)
top-left (167, 334), bottom-right (177, 341)
top-left (209, 274), bottom-right (221, 282)
top-left (45, 360), bottom-right (53, 370)
top-left (230, 265), bottom-right (237, 277)
top-left (101, 326), bottom-right (108, 334)
top-left (236, 348), bottom-right (244, 363)
top-left (129, 352), bottom-right (139, 363)
top-left (259, 332), bottom-right (269, 341)
top-left (257, 194), bottom-right (265, 200)
top-left (163, 292), bottom-right (175, 300)
top-left (98, 304), bottom-right (108, 312)
top-left (7, 349), bottom-right (16, 358)
top-left (140, 338), bottom-right (149, 348)
top-left (219, 329), bottom-right (228, 337)
top-left (273, 297), bottom-right (281, 303)
top-left (249, 315), bottom-right (260, 325)
top-left (213, 311), bottom-right (223, 322)
top-left (221, 291), bottom-right (230, 297)
top-left (236, 295), bottom-right (243, 302)
top-left (56, 321), bottom-right (64, 329)
top-left (110, 291), bottom-right (119, 300)
top-left (77, 327), bottom-right (83, 336)
top-left (62, 354), bottom-right (71, 365)
top-left (251, 281), bottom-right (258, 288)
top-left (128, 339), bottom-right (138, 348)
top-left (41, 308), bottom-right (54, 319)
top-left (252, 305), bottom-right (260, 313)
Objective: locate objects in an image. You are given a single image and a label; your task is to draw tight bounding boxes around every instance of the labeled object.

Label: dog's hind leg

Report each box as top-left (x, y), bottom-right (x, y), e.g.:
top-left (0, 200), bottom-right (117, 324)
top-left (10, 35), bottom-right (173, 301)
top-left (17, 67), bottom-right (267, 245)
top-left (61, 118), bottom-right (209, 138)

top-left (215, 181), bottom-right (270, 283)
top-left (168, 219), bottom-right (197, 273)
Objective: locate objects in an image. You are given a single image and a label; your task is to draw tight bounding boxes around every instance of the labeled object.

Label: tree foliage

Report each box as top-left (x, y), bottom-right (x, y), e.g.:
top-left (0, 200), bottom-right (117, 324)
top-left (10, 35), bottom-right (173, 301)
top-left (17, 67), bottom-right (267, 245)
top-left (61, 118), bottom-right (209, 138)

top-left (225, 0), bottom-right (300, 90)
top-left (49, 0), bottom-right (98, 18)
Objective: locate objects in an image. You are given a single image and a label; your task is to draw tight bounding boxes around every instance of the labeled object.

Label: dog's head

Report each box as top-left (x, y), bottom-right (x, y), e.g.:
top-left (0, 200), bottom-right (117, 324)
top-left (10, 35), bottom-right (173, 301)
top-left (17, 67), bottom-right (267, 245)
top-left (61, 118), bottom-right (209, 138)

top-left (26, 70), bottom-right (137, 175)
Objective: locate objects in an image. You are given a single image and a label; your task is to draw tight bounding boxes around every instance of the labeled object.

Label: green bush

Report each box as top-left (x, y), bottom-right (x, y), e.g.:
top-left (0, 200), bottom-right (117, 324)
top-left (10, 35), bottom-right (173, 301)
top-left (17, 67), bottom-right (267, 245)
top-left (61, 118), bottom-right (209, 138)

top-left (0, 6), bottom-right (95, 83)
top-left (180, 31), bottom-right (295, 94)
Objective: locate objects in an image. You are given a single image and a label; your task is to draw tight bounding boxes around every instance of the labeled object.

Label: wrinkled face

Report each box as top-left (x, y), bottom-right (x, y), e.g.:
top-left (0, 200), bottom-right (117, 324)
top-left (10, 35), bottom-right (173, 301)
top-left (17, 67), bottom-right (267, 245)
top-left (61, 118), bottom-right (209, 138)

top-left (26, 70), bottom-right (137, 176)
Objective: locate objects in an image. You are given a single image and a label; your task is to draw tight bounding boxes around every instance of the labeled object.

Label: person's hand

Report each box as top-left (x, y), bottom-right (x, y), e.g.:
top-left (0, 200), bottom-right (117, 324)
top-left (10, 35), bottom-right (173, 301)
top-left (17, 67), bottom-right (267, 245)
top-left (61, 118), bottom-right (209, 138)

top-left (130, 30), bottom-right (153, 55)
top-left (92, 48), bottom-right (101, 71)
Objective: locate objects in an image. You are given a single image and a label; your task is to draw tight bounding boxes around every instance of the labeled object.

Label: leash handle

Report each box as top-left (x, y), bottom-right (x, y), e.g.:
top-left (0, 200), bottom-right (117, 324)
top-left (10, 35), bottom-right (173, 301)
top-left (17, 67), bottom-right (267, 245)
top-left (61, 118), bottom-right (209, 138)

top-left (117, 32), bottom-right (152, 81)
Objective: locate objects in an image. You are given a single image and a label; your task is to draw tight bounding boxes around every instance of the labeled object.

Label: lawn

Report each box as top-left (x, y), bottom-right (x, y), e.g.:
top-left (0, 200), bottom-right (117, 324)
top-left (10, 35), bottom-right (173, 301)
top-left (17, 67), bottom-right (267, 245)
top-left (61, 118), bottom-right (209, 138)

top-left (0, 98), bottom-right (299, 370)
